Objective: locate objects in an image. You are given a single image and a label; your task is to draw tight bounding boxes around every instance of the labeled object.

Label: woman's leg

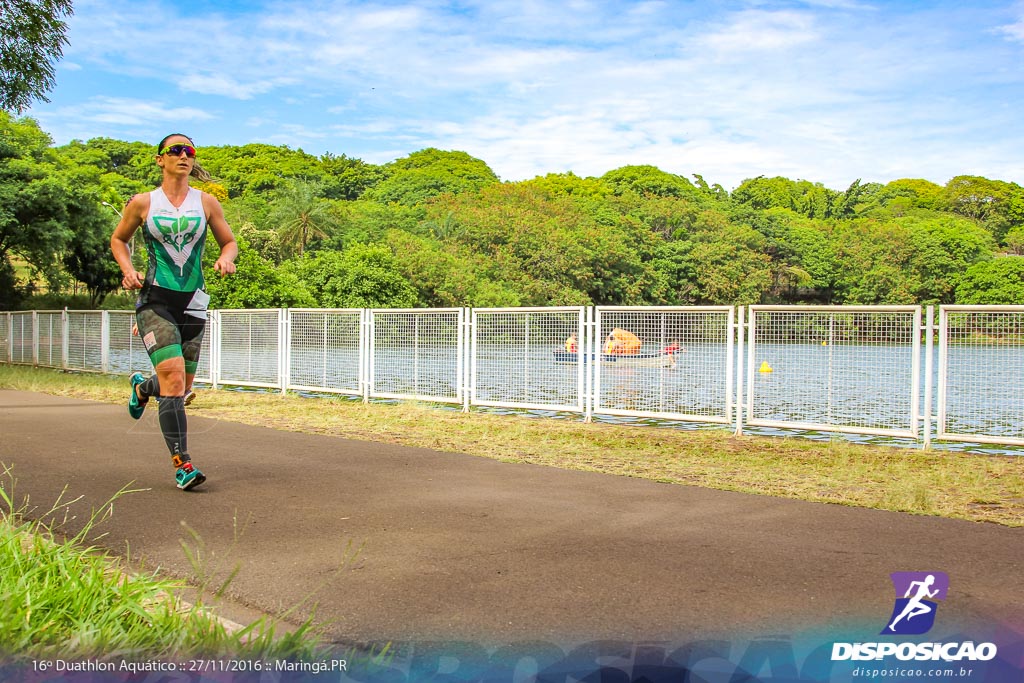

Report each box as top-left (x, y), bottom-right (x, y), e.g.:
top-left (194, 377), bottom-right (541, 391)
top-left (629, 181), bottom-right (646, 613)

top-left (133, 309), bottom-right (189, 453)
top-left (153, 356), bottom-right (188, 457)
top-left (180, 316), bottom-right (206, 407)
top-left (132, 307), bottom-right (206, 489)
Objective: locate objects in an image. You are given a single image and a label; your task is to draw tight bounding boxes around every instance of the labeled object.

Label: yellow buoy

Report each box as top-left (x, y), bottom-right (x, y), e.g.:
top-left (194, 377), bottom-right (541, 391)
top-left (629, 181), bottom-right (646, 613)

top-left (759, 361), bottom-right (773, 373)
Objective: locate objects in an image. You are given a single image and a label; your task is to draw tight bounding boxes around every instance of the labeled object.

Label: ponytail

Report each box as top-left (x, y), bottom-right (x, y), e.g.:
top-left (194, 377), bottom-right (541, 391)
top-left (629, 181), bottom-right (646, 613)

top-left (190, 163), bottom-right (212, 183)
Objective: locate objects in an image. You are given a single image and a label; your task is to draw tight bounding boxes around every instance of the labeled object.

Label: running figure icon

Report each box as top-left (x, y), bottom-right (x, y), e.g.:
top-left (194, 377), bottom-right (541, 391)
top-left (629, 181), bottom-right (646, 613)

top-left (882, 571), bottom-right (949, 635)
top-left (888, 574), bottom-right (939, 632)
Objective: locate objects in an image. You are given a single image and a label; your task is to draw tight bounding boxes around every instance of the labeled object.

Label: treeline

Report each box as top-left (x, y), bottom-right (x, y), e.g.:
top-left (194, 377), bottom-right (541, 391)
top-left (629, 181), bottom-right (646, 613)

top-left (3, 111), bottom-right (1024, 311)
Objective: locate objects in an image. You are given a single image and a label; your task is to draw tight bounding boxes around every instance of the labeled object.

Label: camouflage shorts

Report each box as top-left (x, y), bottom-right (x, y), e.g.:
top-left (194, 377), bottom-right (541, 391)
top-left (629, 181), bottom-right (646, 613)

top-left (136, 306), bottom-right (206, 373)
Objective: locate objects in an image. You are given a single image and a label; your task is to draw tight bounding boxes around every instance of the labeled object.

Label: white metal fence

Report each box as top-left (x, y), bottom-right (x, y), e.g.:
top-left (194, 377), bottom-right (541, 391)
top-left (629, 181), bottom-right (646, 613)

top-left (216, 309), bottom-right (283, 390)
top-left (371, 308), bottom-right (465, 404)
top-left (745, 306), bottom-right (922, 439)
top-left (287, 309), bottom-right (363, 396)
top-left (938, 306), bottom-right (1024, 447)
top-left (472, 307), bottom-right (585, 413)
top-left (595, 306), bottom-right (735, 424)
top-left (3, 305), bottom-right (1022, 451)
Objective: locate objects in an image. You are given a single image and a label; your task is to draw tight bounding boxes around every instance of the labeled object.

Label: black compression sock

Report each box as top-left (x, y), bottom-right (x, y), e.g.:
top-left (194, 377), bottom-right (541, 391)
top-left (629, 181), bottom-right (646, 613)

top-left (138, 375), bottom-right (161, 400)
top-left (157, 396), bottom-right (188, 456)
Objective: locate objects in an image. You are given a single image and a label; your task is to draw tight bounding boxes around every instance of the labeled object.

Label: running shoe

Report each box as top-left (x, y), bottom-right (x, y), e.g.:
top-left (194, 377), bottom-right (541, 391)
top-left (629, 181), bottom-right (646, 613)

top-left (175, 461), bottom-right (206, 491)
top-left (184, 390), bottom-right (196, 407)
top-left (127, 372), bottom-right (148, 419)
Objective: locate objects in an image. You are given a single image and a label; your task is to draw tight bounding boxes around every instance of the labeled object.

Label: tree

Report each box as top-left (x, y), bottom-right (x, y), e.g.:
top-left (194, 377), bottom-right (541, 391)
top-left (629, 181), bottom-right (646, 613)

top-left (321, 200), bottom-right (424, 250)
top-left (363, 148), bottom-right (499, 206)
top-left (318, 152), bottom-right (386, 200)
top-left (518, 172), bottom-right (612, 199)
top-left (943, 175), bottom-right (1008, 222)
top-left (59, 180), bottom-right (122, 306)
top-left (0, 258), bottom-right (25, 310)
top-left (0, 0), bottom-right (73, 113)
top-left (609, 192), bottom-right (704, 241)
top-left (686, 225), bottom-right (772, 305)
top-left (267, 178), bottom-right (333, 258)
top-left (732, 176), bottom-right (800, 211)
top-left (691, 173), bottom-right (729, 201)
top-left (202, 233), bottom-right (314, 309)
top-left (831, 219), bottom-right (916, 304)
top-left (942, 175), bottom-right (1023, 243)
top-left (385, 230), bottom-right (523, 307)
top-left (0, 113), bottom-right (74, 300)
top-left (650, 239), bottom-right (697, 305)
top-left (601, 165), bottom-right (703, 201)
top-left (902, 214), bottom-right (995, 304)
top-left (235, 221), bottom-right (283, 265)
top-left (732, 176), bottom-right (844, 219)
top-left (1004, 226), bottom-right (1024, 255)
top-left (55, 137), bottom-right (156, 183)
top-left (283, 244), bottom-right (417, 309)
top-left (830, 179), bottom-right (869, 218)
top-left (955, 257), bottom-right (1024, 304)
top-left (870, 178), bottom-right (944, 215)
top-left (428, 183), bottom-right (661, 305)
top-left (197, 143), bottom-right (327, 198)
top-left (779, 217), bottom-right (839, 303)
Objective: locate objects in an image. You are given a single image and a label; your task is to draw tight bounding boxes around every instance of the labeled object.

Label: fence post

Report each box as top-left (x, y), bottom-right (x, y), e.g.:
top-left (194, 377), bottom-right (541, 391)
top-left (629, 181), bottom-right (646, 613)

top-left (745, 306), bottom-right (757, 425)
top-left (362, 309), bottom-right (371, 403)
top-left (584, 306), bottom-right (594, 423)
top-left (61, 308), bottom-right (69, 370)
top-left (463, 307), bottom-right (472, 413)
top-left (576, 307), bottom-right (586, 416)
top-left (31, 311), bottom-right (39, 367)
top-left (734, 306), bottom-right (745, 437)
top-left (279, 308), bottom-right (289, 395)
top-left (210, 310), bottom-right (220, 390)
top-left (100, 311), bottom-right (110, 374)
top-left (923, 306), bottom-right (934, 450)
top-left (909, 306), bottom-right (922, 444)
top-left (3, 312), bottom-right (9, 364)
top-left (936, 307), bottom-right (948, 444)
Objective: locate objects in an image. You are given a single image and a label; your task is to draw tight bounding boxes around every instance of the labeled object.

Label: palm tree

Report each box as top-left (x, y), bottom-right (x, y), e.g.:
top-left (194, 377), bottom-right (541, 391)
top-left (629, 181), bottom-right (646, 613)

top-left (269, 178), bottom-right (333, 258)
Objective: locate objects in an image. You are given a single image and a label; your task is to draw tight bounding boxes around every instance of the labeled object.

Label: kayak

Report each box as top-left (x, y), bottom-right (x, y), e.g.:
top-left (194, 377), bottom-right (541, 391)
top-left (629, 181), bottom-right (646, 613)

top-left (552, 350), bottom-right (676, 368)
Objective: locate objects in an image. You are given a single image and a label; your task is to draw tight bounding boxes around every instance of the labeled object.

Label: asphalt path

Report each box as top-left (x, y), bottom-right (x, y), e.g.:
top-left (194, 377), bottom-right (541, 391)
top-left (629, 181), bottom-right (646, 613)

top-left (0, 389), bottom-right (1020, 651)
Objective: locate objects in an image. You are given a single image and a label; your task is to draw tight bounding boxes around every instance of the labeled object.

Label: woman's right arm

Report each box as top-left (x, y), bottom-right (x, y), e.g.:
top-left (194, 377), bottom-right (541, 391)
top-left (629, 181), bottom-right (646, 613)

top-left (109, 194), bottom-right (150, 290)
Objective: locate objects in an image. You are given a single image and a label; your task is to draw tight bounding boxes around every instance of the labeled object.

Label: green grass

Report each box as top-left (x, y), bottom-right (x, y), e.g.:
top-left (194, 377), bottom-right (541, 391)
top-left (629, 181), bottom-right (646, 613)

top-left (2, 364), bottom-right (1022, 527)
top-left (0, 466), bottom-right (328, 661)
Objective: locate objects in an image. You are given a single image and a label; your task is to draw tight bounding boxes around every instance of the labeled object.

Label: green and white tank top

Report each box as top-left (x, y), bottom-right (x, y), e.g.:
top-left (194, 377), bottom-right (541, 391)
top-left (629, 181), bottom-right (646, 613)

top-left (137, 187), bottom-right (210, 317)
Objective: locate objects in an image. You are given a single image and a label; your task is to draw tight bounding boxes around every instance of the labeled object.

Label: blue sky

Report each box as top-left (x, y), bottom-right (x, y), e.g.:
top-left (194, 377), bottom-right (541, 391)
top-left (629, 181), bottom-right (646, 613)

top-left (26, 0), bottom-right (1024, 190)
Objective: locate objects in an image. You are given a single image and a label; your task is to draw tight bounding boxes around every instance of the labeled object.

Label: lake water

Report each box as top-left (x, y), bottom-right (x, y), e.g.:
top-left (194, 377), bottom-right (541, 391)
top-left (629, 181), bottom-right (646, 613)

top-left (101, 341), bottom-right (1024, 457)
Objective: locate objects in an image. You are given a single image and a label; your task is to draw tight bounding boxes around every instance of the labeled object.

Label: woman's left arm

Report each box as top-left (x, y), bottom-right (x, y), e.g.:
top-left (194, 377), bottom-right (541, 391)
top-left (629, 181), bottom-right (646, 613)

top-left (204, 193), bottom-right (238, 276)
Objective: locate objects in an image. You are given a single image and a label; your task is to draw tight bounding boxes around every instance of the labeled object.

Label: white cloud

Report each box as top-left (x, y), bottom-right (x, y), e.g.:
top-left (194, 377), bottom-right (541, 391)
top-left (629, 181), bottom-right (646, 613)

top-left (699, 10), bottom-right (820, 53)
top-left (182, 72), bottom-right (293, 100)
top-left (33, 97), bottom-right (214, 144)
top-left (70, 97), bottom-right (212, 125)
top-left (994, 1), bottom-right (1024, 42)
top-left (800, 0), bottom-right (875, 9)
top-left (26, 0), bottom-right (1024, 190)
top-left (997, 19), bottom-right (1024, 42)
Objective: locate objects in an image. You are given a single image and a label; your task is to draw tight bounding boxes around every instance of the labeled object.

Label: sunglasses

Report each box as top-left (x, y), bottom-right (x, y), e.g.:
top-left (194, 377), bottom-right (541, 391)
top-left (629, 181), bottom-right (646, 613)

top-left (159, 143), bottom-right (197, 158)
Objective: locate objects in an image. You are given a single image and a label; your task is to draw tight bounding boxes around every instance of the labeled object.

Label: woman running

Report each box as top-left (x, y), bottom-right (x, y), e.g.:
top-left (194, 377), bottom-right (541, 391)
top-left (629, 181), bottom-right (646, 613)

top-left (110, 133), bottom-right (238, 490)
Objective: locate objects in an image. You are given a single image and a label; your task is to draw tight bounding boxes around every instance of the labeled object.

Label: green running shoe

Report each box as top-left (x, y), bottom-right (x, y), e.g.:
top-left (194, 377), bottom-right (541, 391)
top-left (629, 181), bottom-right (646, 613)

top-left (127, 372), bottom-right (148, 419)
top-left (175, 461), bottom-right (206, 491)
